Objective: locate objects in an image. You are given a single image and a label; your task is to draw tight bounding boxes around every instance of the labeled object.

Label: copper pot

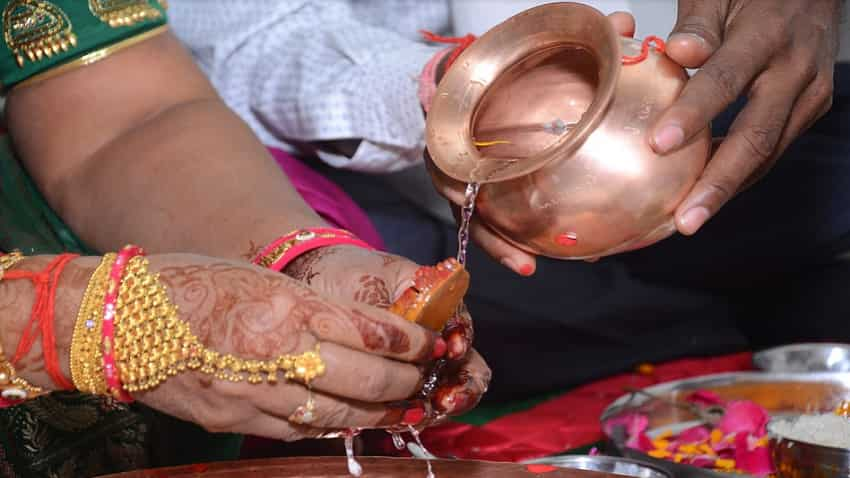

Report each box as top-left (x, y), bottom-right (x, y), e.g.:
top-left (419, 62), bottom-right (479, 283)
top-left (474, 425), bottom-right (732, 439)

top-left (426, 2), bottom-right (711, 260)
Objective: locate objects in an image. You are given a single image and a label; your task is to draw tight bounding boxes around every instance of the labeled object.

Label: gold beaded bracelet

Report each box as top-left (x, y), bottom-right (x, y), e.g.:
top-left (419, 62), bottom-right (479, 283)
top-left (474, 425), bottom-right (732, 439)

top-left (0, 251), bottom-right (25, 281)
top-left (112, 256), bottom-right (325, 393)
top-left (69, 254), bottom-right (115, 395)
top-left (0, 251), bottom-right (44, 401)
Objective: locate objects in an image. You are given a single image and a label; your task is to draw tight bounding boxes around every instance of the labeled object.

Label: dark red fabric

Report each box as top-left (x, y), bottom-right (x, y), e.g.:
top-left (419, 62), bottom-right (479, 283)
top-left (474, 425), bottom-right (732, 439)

top-left (382, 352), bottom-right (753, 462)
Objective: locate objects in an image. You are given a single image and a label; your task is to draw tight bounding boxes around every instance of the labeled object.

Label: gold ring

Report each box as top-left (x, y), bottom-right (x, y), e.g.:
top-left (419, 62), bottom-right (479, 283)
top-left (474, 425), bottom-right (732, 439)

top-left (288, 393), bottom-right (317, 425)
top-left (282, 345), bottom-right (326, 385)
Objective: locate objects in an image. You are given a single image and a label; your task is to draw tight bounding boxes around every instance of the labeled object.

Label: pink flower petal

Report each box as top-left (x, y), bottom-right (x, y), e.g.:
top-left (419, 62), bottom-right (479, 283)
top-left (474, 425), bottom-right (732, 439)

top-left (604, 413), bottom-right (650, 449)
top-left (712, 439), bottom-right (736, 453)
top-left (689, 456), bottom-right (716, 468)
top-left (734, 433), bottom-right (774, 476)
top-left (686, 390), bottom-right (724, 406)
top-left (635, 433), bottom-right (654, 452)
top-left (678, 425), bottom-right (711, 443)
top-left (719, 401), bottom-right (769, 436)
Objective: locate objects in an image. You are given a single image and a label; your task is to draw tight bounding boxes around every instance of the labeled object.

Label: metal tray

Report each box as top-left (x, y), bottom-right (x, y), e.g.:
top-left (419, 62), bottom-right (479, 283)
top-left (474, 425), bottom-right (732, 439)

top-left (600, 372), bottom-right (850, 478)
top-left (753, 343), bottom-right (850, 373)
top-left (523, 455), bottom-right (672, 478)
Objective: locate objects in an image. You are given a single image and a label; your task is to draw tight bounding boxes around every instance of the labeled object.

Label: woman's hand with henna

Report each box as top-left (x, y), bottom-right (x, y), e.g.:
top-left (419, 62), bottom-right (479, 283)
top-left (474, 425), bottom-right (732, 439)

top-left (122, 254), bottom-right (449, 441)
top-left (283, 246), bottom-right (491, 416)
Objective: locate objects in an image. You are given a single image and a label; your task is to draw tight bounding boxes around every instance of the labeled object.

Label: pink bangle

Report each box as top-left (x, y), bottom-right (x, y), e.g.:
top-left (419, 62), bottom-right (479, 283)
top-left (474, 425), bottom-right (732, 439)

top-left (102, 244), bottom-right (144, 403)
top-left (418, 47), bottom-right (452, 113)
top-left (252, 228), bottom-right (374, 272)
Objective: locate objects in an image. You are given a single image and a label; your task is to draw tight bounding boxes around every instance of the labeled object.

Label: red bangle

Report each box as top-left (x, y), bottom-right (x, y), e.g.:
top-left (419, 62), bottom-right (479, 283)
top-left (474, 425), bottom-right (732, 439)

top-left (252, 228), bottom-right (374, 272)
top-left (420, 30), bottom-right (477, 72)
top-left (102, 245), bottom-right (144, 403)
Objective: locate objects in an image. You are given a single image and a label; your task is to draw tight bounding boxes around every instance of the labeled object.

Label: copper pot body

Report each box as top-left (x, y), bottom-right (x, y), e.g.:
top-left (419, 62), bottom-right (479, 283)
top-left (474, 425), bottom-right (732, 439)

top-left (426, 2), bottom-right (711, 259)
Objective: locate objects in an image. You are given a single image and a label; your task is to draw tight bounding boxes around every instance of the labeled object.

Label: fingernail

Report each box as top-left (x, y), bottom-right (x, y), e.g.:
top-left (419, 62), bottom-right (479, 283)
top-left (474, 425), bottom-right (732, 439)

top-left (652, 124), bottom-right (685, 154)
top-left (447, 333), bottom-right (467, 360)
top-left (402, 407), bottom-right (426, 425)
top-left (668, 32), bottom-right (709, 48)
top-left (518, 264), bottom-right (535, 277)
top-left (432, 337), bottom-right (447, 359)
top-left (678, 206), bottom-right (710, 235)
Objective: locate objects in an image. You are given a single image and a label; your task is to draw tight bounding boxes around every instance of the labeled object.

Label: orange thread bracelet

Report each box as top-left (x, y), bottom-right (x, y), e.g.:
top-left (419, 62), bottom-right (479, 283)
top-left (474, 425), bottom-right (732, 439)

top-left (5, 253), bottom-right (78, 390)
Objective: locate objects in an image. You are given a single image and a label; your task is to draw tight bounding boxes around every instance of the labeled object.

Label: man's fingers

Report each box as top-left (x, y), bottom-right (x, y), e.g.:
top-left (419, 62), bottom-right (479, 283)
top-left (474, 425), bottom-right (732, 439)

top-left (666, 0), bottom-right (724, 68)
top-left (651, 28), bottom-right (775, 155)
top-left (775, 69), bottom-right (835, 157)
top-left (674, 67), bottom-right (806, 235)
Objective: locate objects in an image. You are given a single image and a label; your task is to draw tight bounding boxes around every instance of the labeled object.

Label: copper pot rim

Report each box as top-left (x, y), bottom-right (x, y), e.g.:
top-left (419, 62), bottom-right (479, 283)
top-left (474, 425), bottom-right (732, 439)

top-left (427, 1), bottom-right (623, 184)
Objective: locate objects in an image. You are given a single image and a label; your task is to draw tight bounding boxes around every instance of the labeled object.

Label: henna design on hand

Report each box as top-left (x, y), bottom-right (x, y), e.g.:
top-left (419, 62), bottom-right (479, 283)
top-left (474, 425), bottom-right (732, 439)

top-left (283, 247), bottom-right (339, 284)
top-left (380, 254), bottom-right (403, 268)
top-left (352, 275), bottom-right (391, 308)
top-left (348, 309), bottom-right (411, 355)
top-left (156, 260), bottom-right (417, 359)
top-left (158, 263), bottom-right (301, 356)
top-left (241, 240), bottom-right (264, 261)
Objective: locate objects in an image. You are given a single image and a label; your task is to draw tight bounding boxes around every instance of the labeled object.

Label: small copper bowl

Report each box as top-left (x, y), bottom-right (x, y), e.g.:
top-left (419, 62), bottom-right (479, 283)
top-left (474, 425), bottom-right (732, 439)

top-left (426, 2), bottom-right (711, 259)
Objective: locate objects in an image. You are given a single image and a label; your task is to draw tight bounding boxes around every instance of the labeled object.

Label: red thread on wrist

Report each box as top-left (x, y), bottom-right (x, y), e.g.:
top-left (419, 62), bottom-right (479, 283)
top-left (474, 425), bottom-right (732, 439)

top-left (5, 253), bottom-right (78, 390)
top-left (622, 35), bottom-right (666, 65)
top-left (420, 30), bottom-right (477, 72)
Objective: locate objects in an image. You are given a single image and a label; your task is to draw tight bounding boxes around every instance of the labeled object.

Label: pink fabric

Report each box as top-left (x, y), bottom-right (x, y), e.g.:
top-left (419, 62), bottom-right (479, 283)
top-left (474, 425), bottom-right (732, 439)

top-left (267, 147), bottom-right (385, 251)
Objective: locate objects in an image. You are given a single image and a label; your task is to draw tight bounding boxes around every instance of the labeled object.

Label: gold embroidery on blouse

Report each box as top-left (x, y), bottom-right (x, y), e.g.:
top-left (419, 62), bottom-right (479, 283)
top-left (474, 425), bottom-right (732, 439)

top-left (2, 0), bottom-right (77, 68)
top-left (88, 0), bottom-right (161, 28)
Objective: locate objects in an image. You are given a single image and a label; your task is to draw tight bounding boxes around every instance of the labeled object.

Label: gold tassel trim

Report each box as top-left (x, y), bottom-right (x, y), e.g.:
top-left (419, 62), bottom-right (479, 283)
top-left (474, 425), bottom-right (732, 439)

top-left (89, 0), bottom-right (162, 28)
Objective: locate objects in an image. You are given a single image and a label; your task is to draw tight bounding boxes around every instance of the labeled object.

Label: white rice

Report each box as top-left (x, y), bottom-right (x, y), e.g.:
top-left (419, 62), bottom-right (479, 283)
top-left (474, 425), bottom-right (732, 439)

top-left (770, 413), bottom-right (850, 449)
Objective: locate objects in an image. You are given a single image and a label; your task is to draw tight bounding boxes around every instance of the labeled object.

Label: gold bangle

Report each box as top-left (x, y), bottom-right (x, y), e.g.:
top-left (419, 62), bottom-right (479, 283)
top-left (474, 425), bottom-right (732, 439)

top-left (69, 254), bottom-right (115, 395)
top-left (0, 251), bottom-right (25, 282)
top-left (114, 256), bottom-right (326, 393)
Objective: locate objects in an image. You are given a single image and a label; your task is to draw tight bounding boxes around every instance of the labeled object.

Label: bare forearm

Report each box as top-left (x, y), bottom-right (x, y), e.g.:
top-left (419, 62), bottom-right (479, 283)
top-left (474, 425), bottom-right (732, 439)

top-left (6, 32), bottom-right (325, 261)
top-left (49, 98), bottom-right (324, 260)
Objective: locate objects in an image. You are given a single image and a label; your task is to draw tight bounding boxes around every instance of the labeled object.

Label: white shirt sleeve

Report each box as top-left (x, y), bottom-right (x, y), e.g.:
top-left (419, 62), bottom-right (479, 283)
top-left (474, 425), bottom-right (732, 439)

top-left (169, 0), bottom-right (448, 173)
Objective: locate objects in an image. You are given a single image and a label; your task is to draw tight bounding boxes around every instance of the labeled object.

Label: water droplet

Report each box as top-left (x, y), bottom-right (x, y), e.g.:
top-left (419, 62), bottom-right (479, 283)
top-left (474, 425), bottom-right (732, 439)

top-left (456, 183), bottom-right (480, 266)
top-left (409, 425), bottom-right (436, 478)
top-left (344, 431), bottom-right (362, 477)
top-left (391, 432), bottom-right (406, 450)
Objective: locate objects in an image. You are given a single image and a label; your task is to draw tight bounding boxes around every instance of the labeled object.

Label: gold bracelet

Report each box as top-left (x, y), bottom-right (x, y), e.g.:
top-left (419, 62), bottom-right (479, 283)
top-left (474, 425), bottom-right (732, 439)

top-left (114, 257), bottom-right (326, 393)
top-left (0, 251), bottom-right (25, 282)
top-left (69, 254), bottom-right (115, 395)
